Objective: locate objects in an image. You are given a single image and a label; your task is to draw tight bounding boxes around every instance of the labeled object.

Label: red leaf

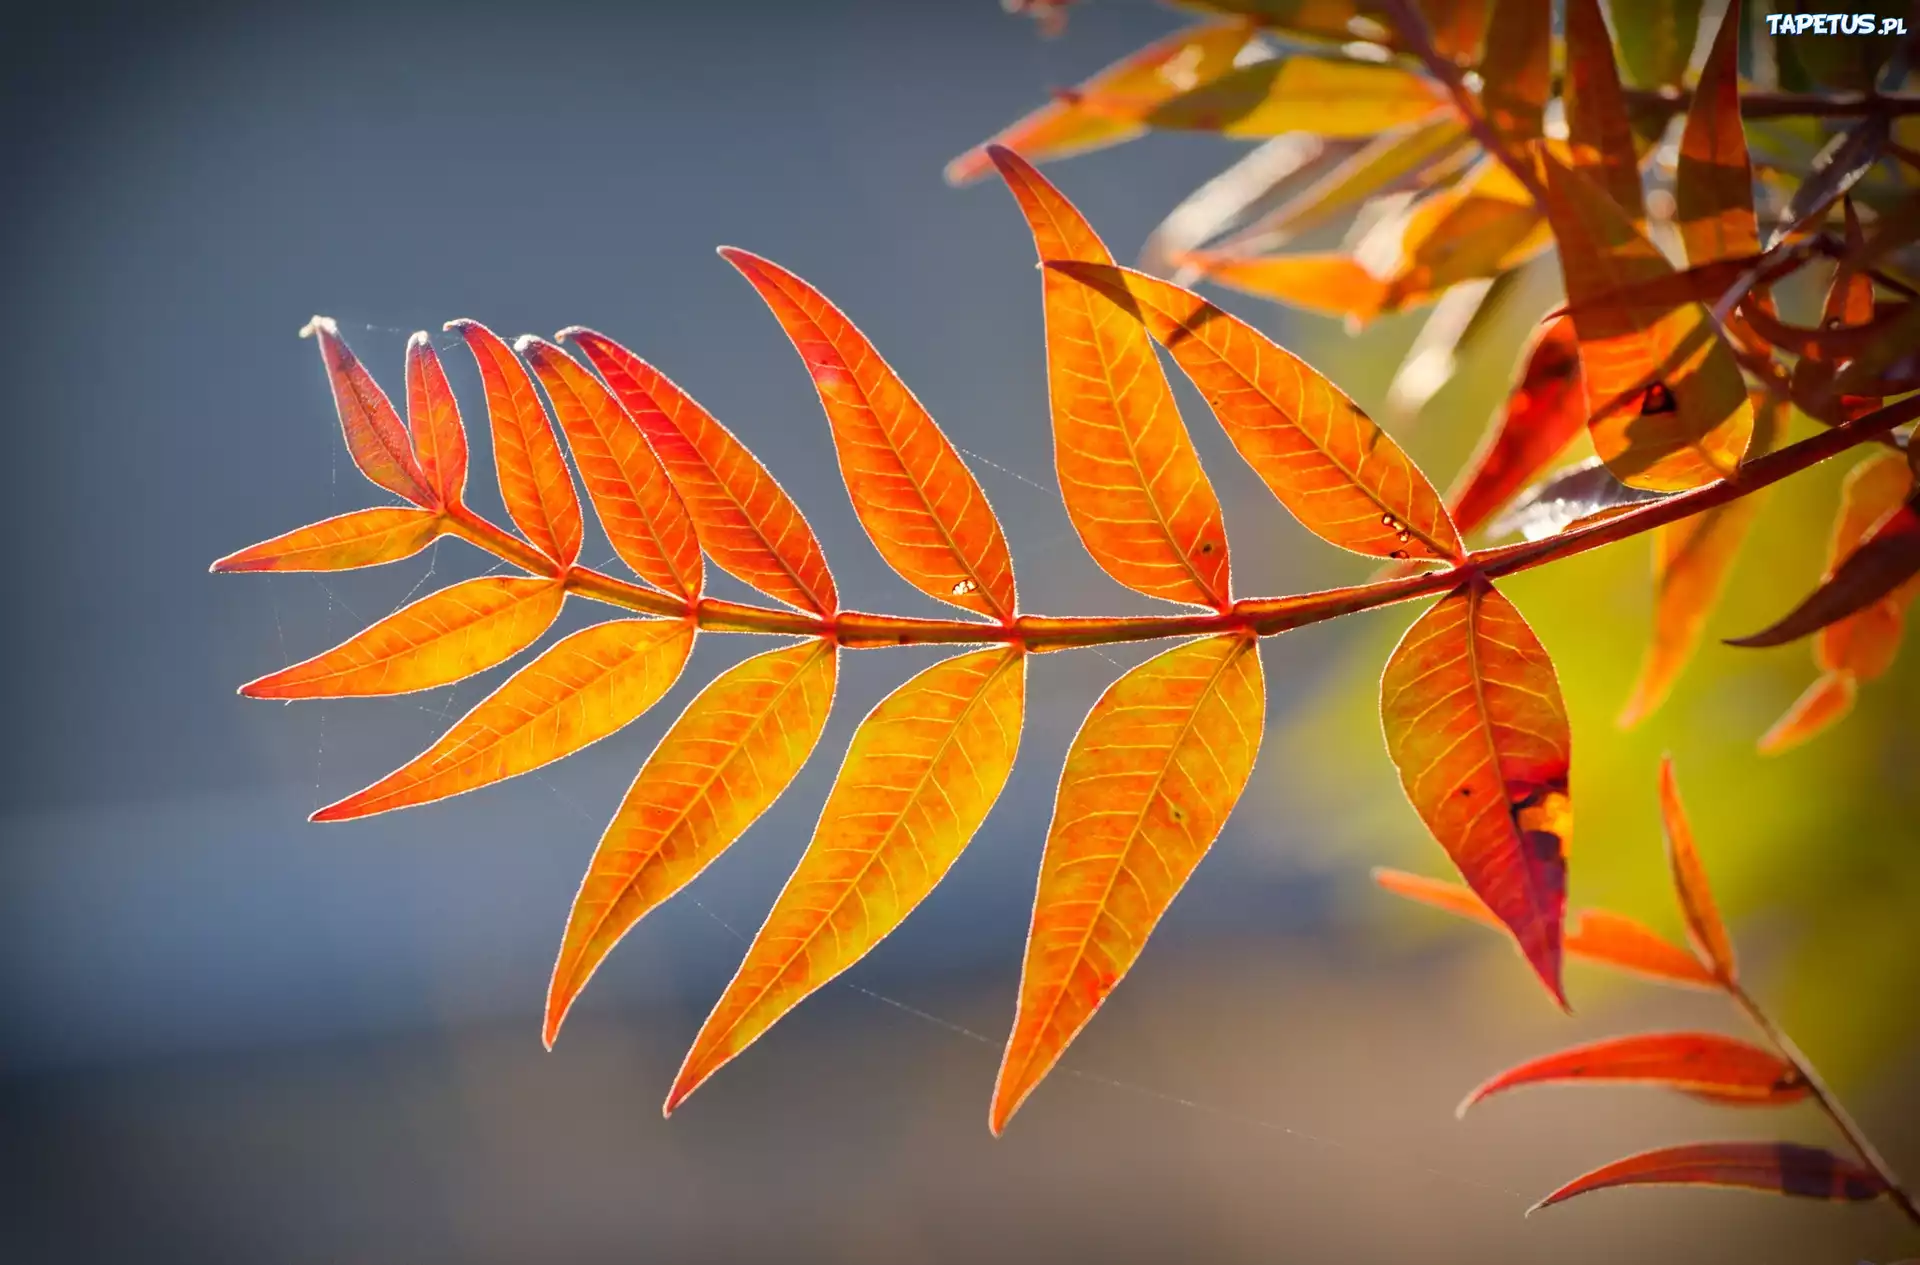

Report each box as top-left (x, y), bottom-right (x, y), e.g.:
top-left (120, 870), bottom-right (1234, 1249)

top-left (1458, 1032), bottom-right (1805, 1115)
top-left (404, 332), bottom-right (469, 507)
top-left (1445, 316), bottom-right (1587, 536)
top-left (1531, 1142), bottom-right (1885, 1212)
top-left (301, 317), bottom-right (433, 507)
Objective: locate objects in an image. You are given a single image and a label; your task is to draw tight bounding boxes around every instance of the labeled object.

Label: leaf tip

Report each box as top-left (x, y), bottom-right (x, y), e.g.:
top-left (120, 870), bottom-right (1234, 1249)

top-left (298, 314), bottom-right (336, 340)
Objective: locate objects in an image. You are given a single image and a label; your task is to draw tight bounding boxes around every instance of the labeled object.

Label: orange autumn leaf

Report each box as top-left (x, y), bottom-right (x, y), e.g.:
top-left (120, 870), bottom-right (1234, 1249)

top-left (1380, 160), bottom-right (1549, 306)
top-left (518, 336), bottom-right (703, 602)
top-left (993, 633), bottom-right (1263, 1133)
top-left (1371, 868), bottom-right (1717, 987)
top-left (1145, 56), bottom-right (1448, 138)
top-left (562, 328), bottom-right (838, 616)
top-left (448, 318), bottom-right (584, 569)
top-left (209, 506), bottom-right (443, 574)
top-left (545, 638), bottom-right (838, 1046)
top-left (1458, 1032), bottom-right (1805, 1115)
top-left (1731, 492), bottom-right (1920, 648)
top-left (1531, 1142), bottom-right (1885, 1213)
top-left (1658, 756), bottom-right (1738, 982)
top-left (667, 646), bottom-right (1026, 1113)
top-left (1619, 393), bottom-right (1784, 727)
top-left (1445, 315), bottom-right (1587, 537)
top-left (313, 617), bottom-right (696, 822)
top-left (1756, 454), bottom-right (1920, 752)
top-left (404, 331), bottom-right (469, 507)
top-left (1562, 0), bottom-right (1646, 226)
top-left (1476, 0), bottom-right (1551, 144)
top-left (1676, 0), bottom-right (1760, 270)
top-left (721, 248), bottom-right (1018, 623)
top-left (301, 316), bottom-right (434, 507)
top-left (239, 576), bottom-right (565, 700)
top-left (1168, 249), bottom-right (1390, 322)
top-left (988, 146), bottom-right (1231, 610)
top-left (942, 19), bottom-right (1255, 186)
top-left (1540, 151), bottom-right (1754, 491)
top-left (1048, 261), bottom-right (1464, 561)
top-left (1380, 576), bottom-right (1571, 1004)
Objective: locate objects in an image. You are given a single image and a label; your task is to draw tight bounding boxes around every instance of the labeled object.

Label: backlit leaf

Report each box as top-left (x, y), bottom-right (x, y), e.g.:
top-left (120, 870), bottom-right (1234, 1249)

top-left (989, 146), bottom-right (1231, 610)
top-left (404, 332), bottom-right (469, 506)
top-left (545, 639), bottom-right (838, 1046)
top-left (1375, 159), bottom-right (1550, 309)
top-left (667, 646), bottom-right (1026, 1112)
top-left (1380, 576), bottom-right (1570, 1003)
top-left (1768, 118), bottom-right (1889, 250)
top-left (1486, 457), bottom-right (1666, 541)
top-left (1757, 672), bottom-right (1857, 756)
top-left (312, 617), bottom-right (695, 821)
top-left (1146, 56), bottom-right (1448, 138)
top-left (1049, 261), bottom-right (1464, 561)
top-left (1476, 0), bottom-right (1550, 144)
top-left (210, 506), bottom-right (442, 574)
top-left (301, 316), bottom-right (433, 507)
top-left (992, 633), bottom-right (1263, 1133)
top-left (1728, 496), bottom-right (1920, 648)
top-left (448, 319), bottom-right (584, 569)
top-left (1609, 0), bottom-right (1704, 87)
top-left (1658, 756), bottom-right (1737, 981)
top-left (1563, 0), bottom-right (1646, 226)
top-left (1459, 1032), bottom-right (1804, 1114)
top-left (1372, 868), bottom-right (1718, 987)
top-left (721, 248), bottom-right (1018, 623)
top-left (1619, 393), bottom-right (1783, 727)
top-left (943, 20), bottom-right (1255, 185)
top-left (1218, 112), bottom-right (1469, 254)
top-left (563, 328), bottom-right (838, 615)
top-left (1531, 1142), bottom-right (1885, 1212)
top-left (1169, 249), bottom-right (1390, 321)
top-left (1445, 316), bottom-right (1587, 536)
top-left (1541, 151), bottom-right (1754, 491)
top-left (1676, 0), bottom-right (1759, 269)
top-left (518, 336), bottom-right (703, 602)
top-left (239, 576), bottom-right (564, 700)
top-left (1139, 134), bottom-right (1332, 274)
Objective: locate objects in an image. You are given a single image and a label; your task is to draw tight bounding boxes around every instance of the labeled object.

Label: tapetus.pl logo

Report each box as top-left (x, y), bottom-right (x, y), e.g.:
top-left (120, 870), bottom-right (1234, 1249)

top-left (1763, 11), bottom-right (1909, 34)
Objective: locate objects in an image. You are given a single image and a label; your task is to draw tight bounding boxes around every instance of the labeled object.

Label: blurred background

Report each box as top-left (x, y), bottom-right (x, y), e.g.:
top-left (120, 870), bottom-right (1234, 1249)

top-left (1, 2), bottom-right (1914, 1261)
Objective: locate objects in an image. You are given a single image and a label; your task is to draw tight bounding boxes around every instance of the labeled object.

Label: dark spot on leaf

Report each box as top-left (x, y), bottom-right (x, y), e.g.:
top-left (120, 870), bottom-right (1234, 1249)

top-left (1639, 382), bottom-right (1677, 415)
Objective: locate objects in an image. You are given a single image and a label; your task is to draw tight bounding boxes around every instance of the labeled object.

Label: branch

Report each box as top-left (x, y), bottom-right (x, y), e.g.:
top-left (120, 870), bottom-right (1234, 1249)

top-left (1726, 980), bottom-right (1920, 1227)
top-left (1624, 87), bottom-right (1920, 120)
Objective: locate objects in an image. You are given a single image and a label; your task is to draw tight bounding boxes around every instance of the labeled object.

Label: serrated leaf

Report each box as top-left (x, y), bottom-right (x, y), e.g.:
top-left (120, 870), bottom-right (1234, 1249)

top-left (989, 147), bottom-right (1231, 610)
top-left (1619, 393), bottom-right (1782, 727)
top-left (943, 20), bottom-right (1256, 185)
top-left (1540, 151), bottom-right (1754, 491)
top-left (545, 638), bottom-right (838, 1046)
top-left (301, 317), bottom-right (434, 507)
top-left (721, 248), bottom-right (1018, 623)
top-left (518, 336), bottom-right (702, 602)
top-left (1146, 56), bottom-right (1448, 138)
top-left (1658, 756), bottom-right (1738, 981)
top-left (1563, 0), bottom-right (1646, 226)
top-left (1677, 0), bottom-right (1759, 270)
top-left (1531, 1142), bottom-right (1885, 1212)
top-left (1459, 1032), bottom-right (1804, 1114)
top-left (1380, 576), bottom-right (1571, 1004)
top-left (1476, 0), bottom-right (1550, 144)
top-left (1372, 868), bottom-right (1718, 987)
top-left (1049, 261), bottom-right (1464, 561)
top-left (448, 319), bottom-right (584, 569)
top-left (562, 328), bottom-right (838, 616)
top-left (239, 576), bottom-right (565, 700)
top-left (210, 506), bottom-right (443, 573)
top-left (405, 332), bottom-right (469, 506)
top-left (992, 633), bottom-right (1264, 1133)
top-left (667, 646), bottom-right (1026, 1113)
top-left (1608, 0), bottom-right (1704, 87)
top-left (1446, 316), bottom-right (1587, 536)
top-left (312, 617), bottom-right (695, 821)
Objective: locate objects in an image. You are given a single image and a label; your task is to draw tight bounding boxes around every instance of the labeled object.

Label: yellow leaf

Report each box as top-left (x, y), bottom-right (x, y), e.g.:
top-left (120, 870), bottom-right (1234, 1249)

top-left (1147, 56), bottom-right (1448, 138)
top-left (666, 646), bottom-right (1026, 1111)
